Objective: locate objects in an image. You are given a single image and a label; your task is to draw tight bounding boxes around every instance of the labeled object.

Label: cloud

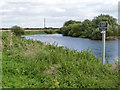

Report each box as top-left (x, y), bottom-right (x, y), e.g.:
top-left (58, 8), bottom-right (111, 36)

top-left (0, 0), bottom-right (119, 28)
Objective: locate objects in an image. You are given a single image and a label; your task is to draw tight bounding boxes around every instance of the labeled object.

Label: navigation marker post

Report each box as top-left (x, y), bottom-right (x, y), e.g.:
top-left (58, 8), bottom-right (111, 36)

top-left (99, 22), bottom-right (108, 65)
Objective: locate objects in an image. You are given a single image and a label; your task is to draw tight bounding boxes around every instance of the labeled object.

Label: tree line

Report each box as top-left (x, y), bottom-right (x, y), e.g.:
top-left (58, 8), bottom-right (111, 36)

top-left (0, 27), bottom-right (59, 30)
top-left (59, 14), bottom-right (119, 40)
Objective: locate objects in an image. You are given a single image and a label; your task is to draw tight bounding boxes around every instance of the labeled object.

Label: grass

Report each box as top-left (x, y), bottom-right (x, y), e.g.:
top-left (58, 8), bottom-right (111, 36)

top-left (106, 36), bottom-right (120, 40)
top-left (24, 30), bottom-right (58, 35)
top-left (24, 31), bottom-right (46, 35)
top-left (1, 32), bottom-right (119, 88)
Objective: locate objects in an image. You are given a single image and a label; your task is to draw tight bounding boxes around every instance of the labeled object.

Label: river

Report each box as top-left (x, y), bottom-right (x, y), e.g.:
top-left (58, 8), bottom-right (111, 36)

top-left (22, 34), bottom-right (119, 63)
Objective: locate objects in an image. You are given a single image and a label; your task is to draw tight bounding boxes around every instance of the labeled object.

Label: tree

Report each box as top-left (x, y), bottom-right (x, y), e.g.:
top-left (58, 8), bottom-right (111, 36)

top-left (63, 20), bottom-right (81, 26)
top-left (61, 25), bottom-right (72, 36)
top-left (92, 14), bottom-right (117, 28)
top-left (80, 19), bottom-right (93, 37)
top-left (11, 25), bottom-right (24, 36)
top-left (69, 23), bottom-right (82, 37)
top-left (60, 14), bottom-right (118, 40)
top-left (92, 14), bottom-right (118, 38)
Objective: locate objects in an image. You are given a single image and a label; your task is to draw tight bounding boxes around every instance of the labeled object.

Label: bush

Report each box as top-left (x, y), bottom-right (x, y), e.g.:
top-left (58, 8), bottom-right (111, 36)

top-left (44, 30), bottom-right (54, 34)
top-left (11, 25), bottom-right (24, 36)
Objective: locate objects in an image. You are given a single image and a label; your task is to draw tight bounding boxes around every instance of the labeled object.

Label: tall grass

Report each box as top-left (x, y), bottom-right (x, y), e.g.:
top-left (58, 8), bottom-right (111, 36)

top-left (2, 32), bottom-right (119, 88)
top-left (24, 30), bottom-right (58, 35)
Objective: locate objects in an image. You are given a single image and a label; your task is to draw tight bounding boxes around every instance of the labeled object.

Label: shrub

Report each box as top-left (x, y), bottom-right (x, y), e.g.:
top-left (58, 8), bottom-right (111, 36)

top-left (44, 30), bottom-right (53, 34)
top-left (11, 25), bottom-right (24, 36)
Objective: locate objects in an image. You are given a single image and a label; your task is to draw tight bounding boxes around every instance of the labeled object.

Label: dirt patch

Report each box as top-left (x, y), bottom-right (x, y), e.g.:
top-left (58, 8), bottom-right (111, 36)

top-left (109, 62), bottom-right (118, 71)
top-left (44, 64), bottom-right (61, 75)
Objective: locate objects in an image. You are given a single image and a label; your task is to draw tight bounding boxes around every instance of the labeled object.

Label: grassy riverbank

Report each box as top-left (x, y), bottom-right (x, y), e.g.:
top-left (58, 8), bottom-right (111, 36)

top-left (24, 30), bottom-right (58, 35)
top-left (24, 30), bottom-right (120, 40)
top-left (106, 36), bottom-right (120, 40)
top-left (2, 32), bottom-right (119, 88)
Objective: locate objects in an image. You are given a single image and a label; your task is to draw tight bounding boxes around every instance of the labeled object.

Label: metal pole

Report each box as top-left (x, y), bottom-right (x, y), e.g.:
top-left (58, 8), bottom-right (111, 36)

top-left (102, 31), bottom-right (106, 65)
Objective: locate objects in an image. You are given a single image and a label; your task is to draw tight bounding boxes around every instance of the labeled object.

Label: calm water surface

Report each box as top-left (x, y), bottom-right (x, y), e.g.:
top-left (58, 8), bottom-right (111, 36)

top-left (22, 34), bottom-right (119, 63)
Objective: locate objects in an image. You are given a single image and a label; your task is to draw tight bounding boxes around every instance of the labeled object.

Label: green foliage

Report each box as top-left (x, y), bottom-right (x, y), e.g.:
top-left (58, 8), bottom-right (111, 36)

top-left (60, 14), bottom-right (118, 40)
top-left (61, 25), bottom-right (72, 36)
top-left (92, 14), bottom-right (117, 28)
top-left (69, 24), bottom-right (82, 37)
top-left (2, 32), bottom-right (119, 88)
top-left (23, 30), bottom-right (58, 35)
top-left (63, 20), bottom-right (81, 26)
top-left (44, 30), bottom-right (57, 34)
top-left (24, 31), bottom-right (46, 35)
top-left (11, 25), bottom-right (24, 36)
top-left (92, 14), bottom-right (118, 37)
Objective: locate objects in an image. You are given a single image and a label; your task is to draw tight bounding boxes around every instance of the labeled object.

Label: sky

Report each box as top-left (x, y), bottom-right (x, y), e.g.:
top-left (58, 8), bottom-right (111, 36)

top-left (118, 2), bottom-right (120, 25)
top-left (0, 0), bottom-right (119, 28)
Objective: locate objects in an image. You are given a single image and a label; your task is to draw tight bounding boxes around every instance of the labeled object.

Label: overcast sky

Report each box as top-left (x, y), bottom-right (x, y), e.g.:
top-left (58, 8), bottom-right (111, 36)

top-left (0, 0), bottom-right (119, 28)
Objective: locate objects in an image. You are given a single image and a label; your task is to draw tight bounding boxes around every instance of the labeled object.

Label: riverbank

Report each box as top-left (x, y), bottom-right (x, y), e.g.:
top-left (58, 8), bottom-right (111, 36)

top-left (25, 31), bottom-right (120, 40)
top-left (106, 36), bottom-right (120, 40)
top-left (23, 31), bottom-right (120, 40)
top-left (2, 32), bottom-right (119, 88)
top-left (24, 30), bottom-right (58, 35)
top-left (61, 34), bottom-right (120, 40)
top-left (1, 30), bottom-right (120, 40)
top-left (0, 30), bottom-right (58, 35)
top-left (22, 33), bottom-right (118, 63)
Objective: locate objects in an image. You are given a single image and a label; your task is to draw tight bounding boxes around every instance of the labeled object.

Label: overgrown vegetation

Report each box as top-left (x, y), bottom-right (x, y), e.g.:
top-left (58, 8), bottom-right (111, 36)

top-left (44, 30), bottom-right (58, 34)
top-left (24, 31), bottom-right (46, 35)
top-left (2, 32), bottom-right (119, 88)
top-left (59, 14), bottom-right (119, 40)
top-left (23, 30), bottom-right (58, 35)
top-left (11, 26), bottom-right (24, 36)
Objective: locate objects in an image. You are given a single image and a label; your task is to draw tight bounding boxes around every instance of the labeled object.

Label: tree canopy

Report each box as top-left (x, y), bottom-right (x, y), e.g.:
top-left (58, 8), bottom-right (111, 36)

top-left (59, 14), bottom-right (118, 40)
top-left (11, 25), bottom-right (24, 36)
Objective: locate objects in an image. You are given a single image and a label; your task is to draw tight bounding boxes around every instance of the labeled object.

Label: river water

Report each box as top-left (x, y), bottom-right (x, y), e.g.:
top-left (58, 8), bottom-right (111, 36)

top-left (22, 34), bottom-right (119, 63)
